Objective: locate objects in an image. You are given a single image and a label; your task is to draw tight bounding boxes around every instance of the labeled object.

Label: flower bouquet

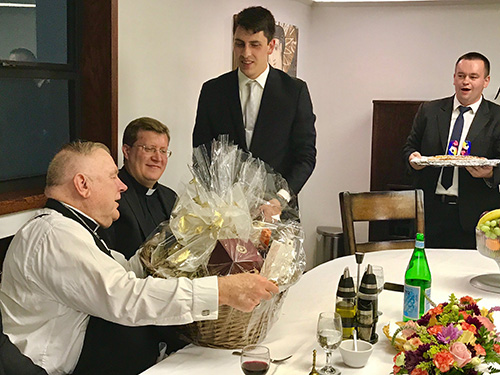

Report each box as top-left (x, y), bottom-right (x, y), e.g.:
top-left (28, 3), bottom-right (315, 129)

top-left (391, 295), bottom-right (500, 375)
top-left (139, 136), bottom-right (306, 348)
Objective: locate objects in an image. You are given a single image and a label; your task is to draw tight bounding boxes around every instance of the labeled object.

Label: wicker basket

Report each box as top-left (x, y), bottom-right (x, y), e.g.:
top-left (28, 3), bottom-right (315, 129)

top-left (182, 290), bottom-right (287, 349)
top-left (382, 322), bottom-right (406, 351)
top-left (140, 237), bottom-right (290, 349)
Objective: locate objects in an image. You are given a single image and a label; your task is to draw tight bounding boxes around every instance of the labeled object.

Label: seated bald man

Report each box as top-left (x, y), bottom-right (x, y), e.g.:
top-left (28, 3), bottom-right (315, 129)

top-left (0, 141), bottom-right (278, 375)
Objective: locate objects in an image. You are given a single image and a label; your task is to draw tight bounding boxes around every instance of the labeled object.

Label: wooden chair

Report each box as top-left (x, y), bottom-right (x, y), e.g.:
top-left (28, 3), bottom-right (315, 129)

top-left (339, 189), bottom-right (424, 255)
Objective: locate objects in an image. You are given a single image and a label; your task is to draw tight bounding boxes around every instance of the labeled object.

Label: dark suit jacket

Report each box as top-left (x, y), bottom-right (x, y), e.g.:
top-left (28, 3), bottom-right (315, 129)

top-left (0, 311), bottom-right (47, 375)
top-left (403, 96), bottom-right (500, 232)
top-left (99, 168), bottom-right (177, 258)
top-left (192, 67), bottom-right (317, 195)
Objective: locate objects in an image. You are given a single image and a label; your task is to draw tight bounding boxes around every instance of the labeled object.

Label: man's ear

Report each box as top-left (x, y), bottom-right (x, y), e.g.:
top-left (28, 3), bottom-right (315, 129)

top-left (73, 173), bottom-right (91, 198)
top-left (267, 38), bottom-right (276, 56)
top-left (122, 144), bottom-right (131, 161)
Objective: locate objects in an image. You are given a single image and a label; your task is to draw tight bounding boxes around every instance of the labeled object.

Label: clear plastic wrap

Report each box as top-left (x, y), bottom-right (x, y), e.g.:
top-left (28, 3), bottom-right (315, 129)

top-left (139, 136), bottom-right (306, 348)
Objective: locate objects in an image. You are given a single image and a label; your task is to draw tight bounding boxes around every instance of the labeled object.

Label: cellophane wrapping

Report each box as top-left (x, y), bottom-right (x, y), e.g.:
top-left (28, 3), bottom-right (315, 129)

top-left (139, 135), bottom-right (306, 348)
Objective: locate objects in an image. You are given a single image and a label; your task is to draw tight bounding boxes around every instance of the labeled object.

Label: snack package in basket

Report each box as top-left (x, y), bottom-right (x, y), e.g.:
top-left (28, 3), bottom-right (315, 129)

top-left (139, 136), bottom-right (306, 348)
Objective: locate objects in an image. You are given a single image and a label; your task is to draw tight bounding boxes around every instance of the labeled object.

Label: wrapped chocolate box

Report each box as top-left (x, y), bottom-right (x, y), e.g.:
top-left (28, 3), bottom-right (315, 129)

top-left (207, 238), bottom-right (263, 276)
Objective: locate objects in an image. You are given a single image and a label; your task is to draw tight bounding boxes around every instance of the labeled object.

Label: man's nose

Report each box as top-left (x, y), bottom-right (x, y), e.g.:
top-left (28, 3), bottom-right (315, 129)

top-left (242, 44), bottom-right (251, 57)
top-left (118, 178), bottom-right (127, 192)
top-left (151, 150), bottom-right (162, 160)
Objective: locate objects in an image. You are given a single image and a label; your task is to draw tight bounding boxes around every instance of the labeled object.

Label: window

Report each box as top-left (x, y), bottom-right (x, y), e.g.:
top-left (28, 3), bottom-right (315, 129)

top-left (0, 0), bottom-right (118, 216)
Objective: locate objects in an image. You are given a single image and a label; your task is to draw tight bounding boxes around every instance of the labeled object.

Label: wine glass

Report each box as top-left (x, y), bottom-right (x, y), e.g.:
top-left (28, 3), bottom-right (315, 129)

top-left (316, 312), bottom-right (343, 375)
top-left (240, 345), bottom-right (270, 375)
top-left (371, 265), bottom-right (385, 294)
top-left (371, 265), bottom-right (384, 316)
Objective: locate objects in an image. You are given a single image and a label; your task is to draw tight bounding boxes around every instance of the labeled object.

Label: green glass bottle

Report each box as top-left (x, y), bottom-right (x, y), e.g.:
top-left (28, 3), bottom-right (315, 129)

top-left (403, 233), bottom-right (432, 321)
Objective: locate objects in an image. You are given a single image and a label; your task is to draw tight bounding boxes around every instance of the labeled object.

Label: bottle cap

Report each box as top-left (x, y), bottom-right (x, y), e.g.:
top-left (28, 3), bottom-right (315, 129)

top-left (337, 267), bottom-right (356, 298)
top-left (358, 265), bottom-right (378, 298)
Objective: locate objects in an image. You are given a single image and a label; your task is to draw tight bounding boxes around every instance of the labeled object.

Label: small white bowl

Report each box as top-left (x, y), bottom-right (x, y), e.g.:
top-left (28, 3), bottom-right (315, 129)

top-left (339, 339), bottom-right (374, 368)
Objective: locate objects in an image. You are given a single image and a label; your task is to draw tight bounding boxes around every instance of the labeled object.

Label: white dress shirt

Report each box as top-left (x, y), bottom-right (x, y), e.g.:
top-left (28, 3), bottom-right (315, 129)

top-left (435, 96), bottom-right (483, 196)
top-left (0, 208), bottom-right (218, 375)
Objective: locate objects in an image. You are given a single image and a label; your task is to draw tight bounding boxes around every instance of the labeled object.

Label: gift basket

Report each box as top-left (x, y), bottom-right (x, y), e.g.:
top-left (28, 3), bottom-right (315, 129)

top-left (140, 136), bottom-right (306, 348)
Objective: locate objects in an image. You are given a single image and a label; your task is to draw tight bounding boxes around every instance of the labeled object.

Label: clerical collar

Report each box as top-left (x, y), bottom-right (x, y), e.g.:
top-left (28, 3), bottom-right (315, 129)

top-left (123, 168), bottom-right (158, 196)
top-left (60, 202), bottom-right (100, 233)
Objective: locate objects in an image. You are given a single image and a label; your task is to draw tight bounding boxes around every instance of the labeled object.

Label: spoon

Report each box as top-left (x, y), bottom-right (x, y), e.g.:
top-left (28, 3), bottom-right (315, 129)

top-left (232, 350), bottom-right (292, 364)
top-left (353, 329), bottom-right (358, 351)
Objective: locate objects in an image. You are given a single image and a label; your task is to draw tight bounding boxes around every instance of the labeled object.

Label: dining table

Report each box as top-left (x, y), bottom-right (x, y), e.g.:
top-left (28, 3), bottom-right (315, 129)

top-left (140, 249), bottom-right (500, 375)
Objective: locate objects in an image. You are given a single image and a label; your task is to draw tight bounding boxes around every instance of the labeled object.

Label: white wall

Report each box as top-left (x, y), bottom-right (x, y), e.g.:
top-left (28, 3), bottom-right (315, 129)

top-left (302, 2), bottom-right (500, 268)
top-left (3, 0), bottom-right (500, 270)
top-left (117, 0), bottom-right (317, 264)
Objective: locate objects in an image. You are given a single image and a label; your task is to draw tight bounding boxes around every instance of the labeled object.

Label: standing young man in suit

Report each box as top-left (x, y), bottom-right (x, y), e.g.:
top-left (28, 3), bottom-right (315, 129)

top-left (193, 6), bottom-right (316, 212)
top-left (100, 117), bottom-right (177, 258)
top-left (403, 52), bottom-right (500, 249)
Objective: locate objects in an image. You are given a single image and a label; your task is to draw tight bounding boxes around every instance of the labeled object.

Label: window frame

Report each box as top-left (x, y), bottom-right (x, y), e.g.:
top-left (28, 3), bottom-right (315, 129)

top-left (0, 0), bottom-right (117, 216)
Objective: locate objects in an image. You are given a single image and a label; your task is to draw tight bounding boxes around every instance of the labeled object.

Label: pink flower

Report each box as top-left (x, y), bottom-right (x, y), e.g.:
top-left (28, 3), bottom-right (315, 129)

top-left (449, 342), bottom-right (471, 367)
top-left (433, 350), bottom-right (455, 372)
top-left (494, 344), bottom-right (500, 354)
top-left (474, 344), bottom-right (486, 356)
top-left (476, 315), bottom-right (496, 332)
top-left (460, 296), bottom-right (476, 305)
top-left (461, 322), bottom-right (476, 334)
top-left (427, 325), bottom-right (443, 336)
top-left (393, 365), bottom-right (401, 374)
top-left (402, 321), bottom-right (418, 338)
top-left (411, 368), bottom-right (429, 375)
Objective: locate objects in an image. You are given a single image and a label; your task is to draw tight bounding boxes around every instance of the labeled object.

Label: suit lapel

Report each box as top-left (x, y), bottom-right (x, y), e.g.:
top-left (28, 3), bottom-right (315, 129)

top-left (249, 67), bottom-right (276, 151)
top-left (437, 97), bottom-right (454, 152)
top-left (465, 99), bottom-right (490, 144)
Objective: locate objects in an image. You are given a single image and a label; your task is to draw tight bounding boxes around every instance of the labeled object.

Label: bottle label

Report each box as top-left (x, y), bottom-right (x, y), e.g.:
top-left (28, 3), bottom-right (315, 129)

top-left (403, 284), bottom-right (431, 320)
top-left (415, 240), bottom-right (424, 248)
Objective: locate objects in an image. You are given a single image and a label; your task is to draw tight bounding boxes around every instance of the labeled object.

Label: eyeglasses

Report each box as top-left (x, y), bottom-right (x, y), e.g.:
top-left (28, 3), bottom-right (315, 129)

top-left (133, 144), bottom-right (172, 157)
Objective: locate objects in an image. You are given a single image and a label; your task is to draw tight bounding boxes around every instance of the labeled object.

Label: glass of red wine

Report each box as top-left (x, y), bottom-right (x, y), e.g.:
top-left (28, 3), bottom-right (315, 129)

top-left (240, 345), bottom-right (270, 375)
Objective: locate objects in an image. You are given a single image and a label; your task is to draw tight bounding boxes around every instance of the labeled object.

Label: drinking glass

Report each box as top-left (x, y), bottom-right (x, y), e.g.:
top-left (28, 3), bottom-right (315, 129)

top-left (371, 265), bottom-right (384, 316)
top-left (316, 312), bottom-right (343, 375)
top-left (240, 345), bottom-right (270, 375)
top-left (371, 265), bottom-right (385, 294)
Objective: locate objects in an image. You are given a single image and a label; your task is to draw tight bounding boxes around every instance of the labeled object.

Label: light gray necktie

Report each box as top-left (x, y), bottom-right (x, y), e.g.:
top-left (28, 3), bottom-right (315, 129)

top-left (244, 80), bottom-right (259, 148)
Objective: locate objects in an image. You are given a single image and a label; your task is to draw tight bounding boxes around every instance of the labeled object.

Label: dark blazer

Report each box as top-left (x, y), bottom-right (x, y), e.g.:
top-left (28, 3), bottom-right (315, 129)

top-left (0, 311), bottom-right (47, 375)
top-left (99, 168), bottom-right (177, 258)
top-left (193, 67), bottom-right (317, 195)
top-left (403, 96), bottom-right (500, 232)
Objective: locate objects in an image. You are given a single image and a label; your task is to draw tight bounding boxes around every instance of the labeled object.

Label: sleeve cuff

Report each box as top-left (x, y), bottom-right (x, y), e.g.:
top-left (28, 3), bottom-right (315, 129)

top-left (277, 189), bottom-right (291, 203)
top-left (191, 276), bottom-right (218, 321)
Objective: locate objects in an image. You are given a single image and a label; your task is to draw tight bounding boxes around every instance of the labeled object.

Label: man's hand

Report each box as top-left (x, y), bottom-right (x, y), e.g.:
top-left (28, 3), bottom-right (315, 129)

top-left (409, 151), bottom-right (426, 170)
top-left (259, 198), bottom-right (281, 223)
top-left (218, 273), bottom-right (279, 312)
top-left (466, 165), bottom-right (494, 179)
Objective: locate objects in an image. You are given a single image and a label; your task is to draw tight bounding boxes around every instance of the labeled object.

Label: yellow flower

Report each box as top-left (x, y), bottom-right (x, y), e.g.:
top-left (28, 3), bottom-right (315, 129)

top-left (456, 330), bottom-right (476, 345)
top-left (470, 357), bottom-right (481, 366)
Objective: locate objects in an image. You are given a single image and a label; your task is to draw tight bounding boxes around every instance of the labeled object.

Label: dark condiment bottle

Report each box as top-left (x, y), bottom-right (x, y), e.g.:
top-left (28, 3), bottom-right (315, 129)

top-left (335, 267), bottom-right (356, 339)
top-left (356, 264), bottom-right (378, 344)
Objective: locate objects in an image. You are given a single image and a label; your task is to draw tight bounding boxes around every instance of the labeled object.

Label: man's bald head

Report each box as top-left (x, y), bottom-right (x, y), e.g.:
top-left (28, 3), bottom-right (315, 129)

top-left (46, 141), bottom-right (111, 188)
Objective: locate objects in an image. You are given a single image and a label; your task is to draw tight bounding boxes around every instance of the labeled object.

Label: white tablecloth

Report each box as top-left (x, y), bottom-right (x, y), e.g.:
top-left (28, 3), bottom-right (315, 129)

top-left (140, 249), bottom-right (500, 375)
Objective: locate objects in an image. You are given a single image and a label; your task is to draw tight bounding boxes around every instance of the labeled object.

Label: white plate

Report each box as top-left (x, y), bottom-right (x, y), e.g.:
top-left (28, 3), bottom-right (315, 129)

top-left (412, 156), bottom-right (500, 167)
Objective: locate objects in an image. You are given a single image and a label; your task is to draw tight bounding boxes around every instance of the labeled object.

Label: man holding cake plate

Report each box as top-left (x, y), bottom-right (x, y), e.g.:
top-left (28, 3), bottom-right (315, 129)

top-left (403, 52), bottom-right (500, 249)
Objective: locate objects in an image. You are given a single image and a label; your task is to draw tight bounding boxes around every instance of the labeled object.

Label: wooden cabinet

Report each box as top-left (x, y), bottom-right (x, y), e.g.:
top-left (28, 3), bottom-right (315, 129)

top-left (369, 100), bottom-right (424, 241)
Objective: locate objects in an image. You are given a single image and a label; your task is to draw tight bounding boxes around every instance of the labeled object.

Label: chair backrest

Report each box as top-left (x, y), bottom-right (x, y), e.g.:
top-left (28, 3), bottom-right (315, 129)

top-left (339, 189), bottom-right (424, 255)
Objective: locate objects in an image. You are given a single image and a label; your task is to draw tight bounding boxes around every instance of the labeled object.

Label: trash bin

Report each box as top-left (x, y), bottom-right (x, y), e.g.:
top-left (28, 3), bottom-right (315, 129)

top-left (315, 226), bottom-right (345, 267)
